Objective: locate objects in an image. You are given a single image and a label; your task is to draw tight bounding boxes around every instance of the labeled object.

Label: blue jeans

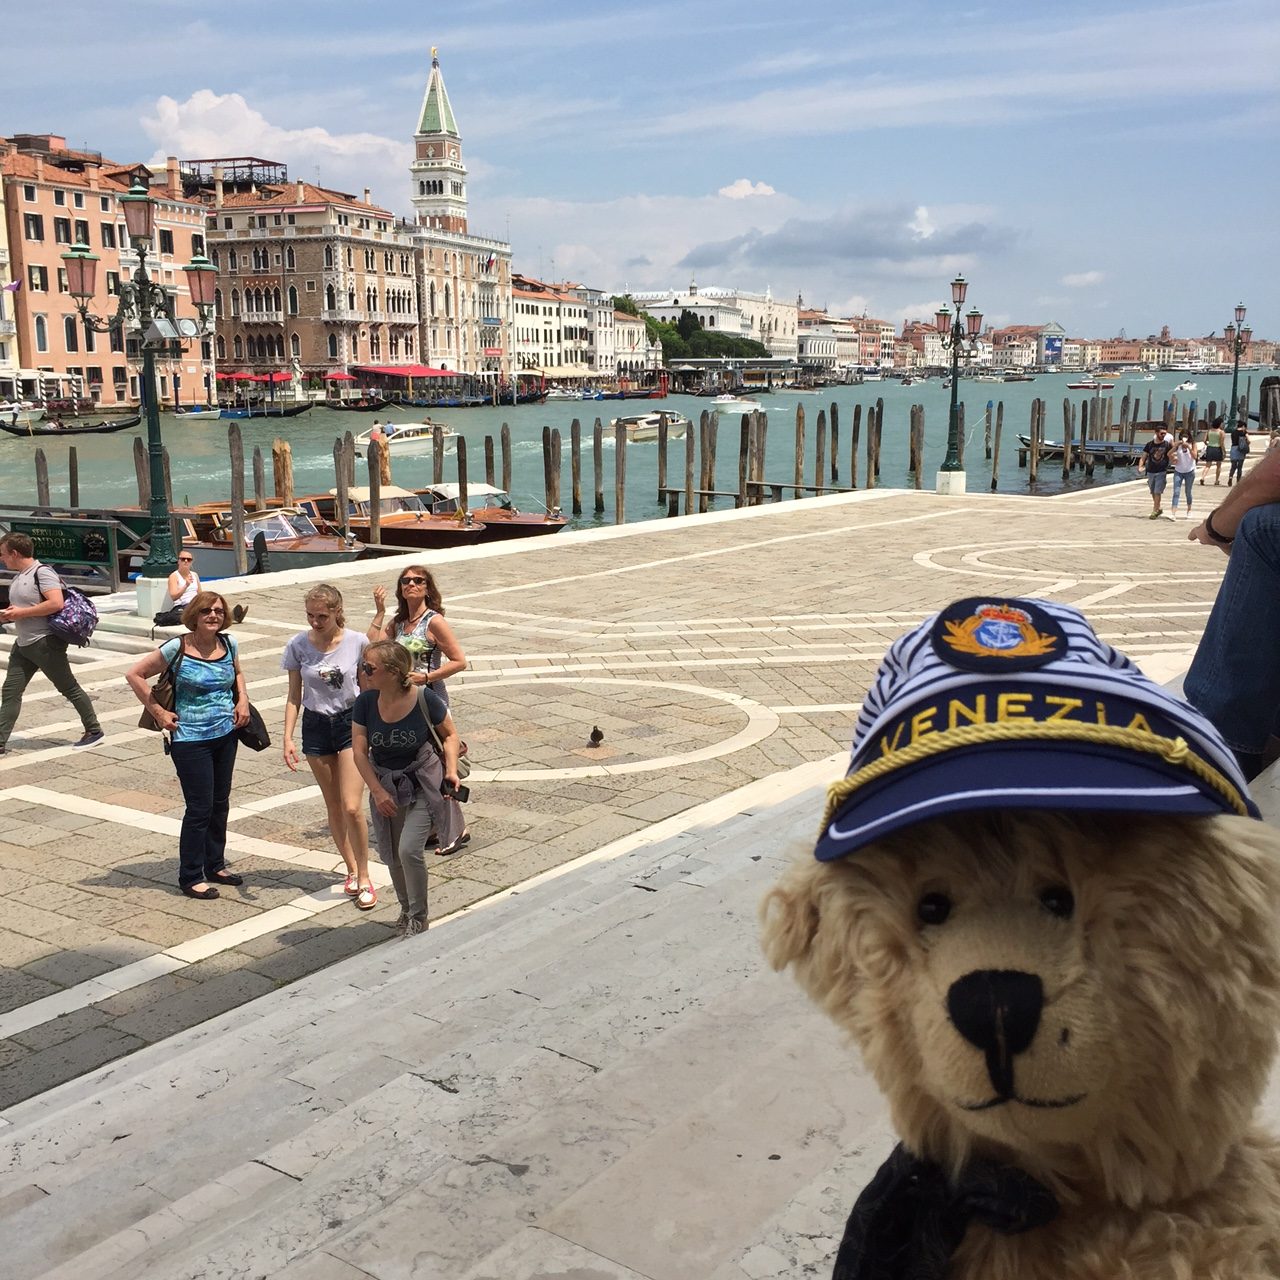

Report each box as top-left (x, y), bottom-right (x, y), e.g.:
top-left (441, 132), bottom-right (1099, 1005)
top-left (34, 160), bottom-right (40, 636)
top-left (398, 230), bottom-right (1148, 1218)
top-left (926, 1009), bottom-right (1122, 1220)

top-left (169, 731), bottom-right (239, 887)
top-left (1170, 471), bottom-right (1194, 510)
top-left (1184, 503), bottom-right (1280, 766)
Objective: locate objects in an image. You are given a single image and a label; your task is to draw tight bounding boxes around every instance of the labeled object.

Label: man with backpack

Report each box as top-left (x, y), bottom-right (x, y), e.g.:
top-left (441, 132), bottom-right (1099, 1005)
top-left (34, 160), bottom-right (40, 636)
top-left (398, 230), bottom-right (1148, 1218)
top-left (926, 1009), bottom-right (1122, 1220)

top-left (0, 531), bottom-right (103, 755)
top-left (1138, 426), bottom-right (1175, 520)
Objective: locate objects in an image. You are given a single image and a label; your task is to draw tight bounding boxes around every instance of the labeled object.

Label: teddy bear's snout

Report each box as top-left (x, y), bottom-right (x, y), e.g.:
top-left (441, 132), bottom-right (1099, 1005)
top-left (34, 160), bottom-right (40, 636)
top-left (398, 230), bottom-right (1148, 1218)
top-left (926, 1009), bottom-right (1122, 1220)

top-left (947, 969), bottom-right (1045, 1098)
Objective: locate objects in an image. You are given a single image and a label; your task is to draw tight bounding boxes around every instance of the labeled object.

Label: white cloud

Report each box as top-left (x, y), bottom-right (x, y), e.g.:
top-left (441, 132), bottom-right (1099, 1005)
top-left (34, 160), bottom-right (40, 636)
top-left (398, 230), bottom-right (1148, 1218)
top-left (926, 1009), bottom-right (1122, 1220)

top-left (718, 178), bottom-right (777, 199)
top-left (140, 91), bottom-right (413, 212)
top-left (908, 205), bottom-right (936, 239)
top-left (1061, 270), bottom-right (1105, 287)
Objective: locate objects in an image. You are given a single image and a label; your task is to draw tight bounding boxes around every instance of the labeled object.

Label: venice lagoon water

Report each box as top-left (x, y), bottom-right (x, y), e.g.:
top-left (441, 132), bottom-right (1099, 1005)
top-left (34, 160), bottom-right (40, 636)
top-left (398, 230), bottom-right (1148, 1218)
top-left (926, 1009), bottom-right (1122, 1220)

top-left (0, 370), bottom-right (1265, 529)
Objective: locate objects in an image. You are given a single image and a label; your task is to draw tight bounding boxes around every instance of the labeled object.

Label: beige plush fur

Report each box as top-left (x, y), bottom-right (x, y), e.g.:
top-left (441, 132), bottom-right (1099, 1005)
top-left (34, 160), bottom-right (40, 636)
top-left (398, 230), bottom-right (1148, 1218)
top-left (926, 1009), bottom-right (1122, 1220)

top-left (761, 811), bottom-right (1280, 1278)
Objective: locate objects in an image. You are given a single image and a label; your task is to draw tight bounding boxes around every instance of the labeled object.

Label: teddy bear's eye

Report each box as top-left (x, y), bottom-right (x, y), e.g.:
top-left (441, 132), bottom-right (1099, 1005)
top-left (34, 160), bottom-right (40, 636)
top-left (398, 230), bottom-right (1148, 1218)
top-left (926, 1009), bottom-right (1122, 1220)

top-left (916, 892), bottom-right (952, 926)
top-left (1039, 885), bottom-right (1075, 919)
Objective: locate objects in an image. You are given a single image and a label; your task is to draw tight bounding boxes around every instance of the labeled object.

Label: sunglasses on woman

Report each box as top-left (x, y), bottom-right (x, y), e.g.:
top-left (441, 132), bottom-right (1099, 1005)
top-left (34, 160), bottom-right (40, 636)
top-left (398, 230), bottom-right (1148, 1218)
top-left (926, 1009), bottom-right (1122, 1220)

top-left (360, 661), bottom-right (378, 676)
top-left (199, 606), bottom-right (225, 616)
top-left (399, 576), bottom-right (427, 586)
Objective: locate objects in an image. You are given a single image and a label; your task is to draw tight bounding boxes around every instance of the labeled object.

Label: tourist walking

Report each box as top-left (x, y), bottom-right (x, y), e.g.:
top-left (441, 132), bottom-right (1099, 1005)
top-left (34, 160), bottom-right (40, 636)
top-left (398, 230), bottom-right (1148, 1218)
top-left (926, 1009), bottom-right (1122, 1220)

top-left (154, 551), bottom-right (201, 626)
top-left (1200, 418), bottom-right (1226, 486)
top-left (0, 531), bottom-right (104, 755)
top-left (351, 641), bottom-right (464, 937)
top-left (1228, 421), bottom-right (1251, 487)
top-left (1138, 427), bottom-right (1174, 519)
top-left (281, 585), bottom-right (376, 909)
top-left (368, 565), bottom-right (466, 705)
top-left (1170, 433), bottom-right (1198, 520)
top-left (125, 591), bottom-right (250, 899)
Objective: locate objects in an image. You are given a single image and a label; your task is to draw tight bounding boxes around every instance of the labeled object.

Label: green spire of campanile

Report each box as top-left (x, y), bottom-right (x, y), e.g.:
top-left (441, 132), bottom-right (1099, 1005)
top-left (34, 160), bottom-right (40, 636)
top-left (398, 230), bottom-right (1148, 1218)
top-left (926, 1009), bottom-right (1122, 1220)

top-left (418, 48), bottom-right (459, 137)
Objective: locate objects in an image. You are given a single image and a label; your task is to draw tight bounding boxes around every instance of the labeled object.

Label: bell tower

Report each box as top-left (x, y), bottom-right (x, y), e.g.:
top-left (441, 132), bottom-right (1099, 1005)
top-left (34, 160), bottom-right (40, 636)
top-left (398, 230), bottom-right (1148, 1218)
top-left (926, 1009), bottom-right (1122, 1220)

top-left (410, 48), bottom-right (468, 234)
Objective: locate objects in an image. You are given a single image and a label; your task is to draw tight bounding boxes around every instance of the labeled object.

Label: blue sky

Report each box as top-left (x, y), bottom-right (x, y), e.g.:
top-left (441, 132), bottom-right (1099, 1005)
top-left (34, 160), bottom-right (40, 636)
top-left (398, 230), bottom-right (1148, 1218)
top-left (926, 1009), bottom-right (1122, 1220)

top-left (5, 0), bottom-right (1277, 338)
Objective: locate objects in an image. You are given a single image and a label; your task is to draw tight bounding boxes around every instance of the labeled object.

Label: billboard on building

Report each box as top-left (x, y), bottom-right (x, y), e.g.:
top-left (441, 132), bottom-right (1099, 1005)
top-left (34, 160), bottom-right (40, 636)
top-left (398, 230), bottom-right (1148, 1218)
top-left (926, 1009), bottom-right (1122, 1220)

top-left (1043, 335), bottom-right (1063, 364)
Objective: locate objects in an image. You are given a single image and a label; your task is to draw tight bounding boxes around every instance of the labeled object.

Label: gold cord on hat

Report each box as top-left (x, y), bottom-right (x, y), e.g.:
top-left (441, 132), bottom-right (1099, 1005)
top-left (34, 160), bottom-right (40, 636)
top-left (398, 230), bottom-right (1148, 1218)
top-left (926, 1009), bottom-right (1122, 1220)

top-left (821, 721), bottom-right (1250, 831)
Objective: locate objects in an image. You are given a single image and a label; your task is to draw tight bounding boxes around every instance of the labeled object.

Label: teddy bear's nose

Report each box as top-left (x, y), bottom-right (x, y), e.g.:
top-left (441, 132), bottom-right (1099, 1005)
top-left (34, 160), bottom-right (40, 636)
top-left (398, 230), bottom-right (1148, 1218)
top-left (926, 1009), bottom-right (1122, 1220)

top-left (947, 969), bottom-right (1044, 1098)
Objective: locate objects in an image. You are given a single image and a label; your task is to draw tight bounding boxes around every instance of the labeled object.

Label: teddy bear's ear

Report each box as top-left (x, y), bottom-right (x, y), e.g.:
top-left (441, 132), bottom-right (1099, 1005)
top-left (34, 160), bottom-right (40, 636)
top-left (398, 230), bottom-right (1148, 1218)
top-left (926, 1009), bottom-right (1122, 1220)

top-left (760, 860), bottom-right (824, 971)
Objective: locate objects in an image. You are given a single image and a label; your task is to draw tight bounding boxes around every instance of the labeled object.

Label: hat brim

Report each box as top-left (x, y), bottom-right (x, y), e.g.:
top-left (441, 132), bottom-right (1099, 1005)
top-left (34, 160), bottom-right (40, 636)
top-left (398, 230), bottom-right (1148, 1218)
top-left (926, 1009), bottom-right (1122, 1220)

top-left (815, 742), bottom-right (1253, 862)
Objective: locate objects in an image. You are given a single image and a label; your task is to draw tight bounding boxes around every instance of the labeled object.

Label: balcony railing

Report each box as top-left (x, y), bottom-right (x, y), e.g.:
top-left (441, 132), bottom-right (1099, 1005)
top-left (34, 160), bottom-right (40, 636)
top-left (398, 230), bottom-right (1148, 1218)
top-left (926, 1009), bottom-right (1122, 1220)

top-left (322, 308), bottom-right (359, 323)
top-left (242, 310), bottom-right (284, 324)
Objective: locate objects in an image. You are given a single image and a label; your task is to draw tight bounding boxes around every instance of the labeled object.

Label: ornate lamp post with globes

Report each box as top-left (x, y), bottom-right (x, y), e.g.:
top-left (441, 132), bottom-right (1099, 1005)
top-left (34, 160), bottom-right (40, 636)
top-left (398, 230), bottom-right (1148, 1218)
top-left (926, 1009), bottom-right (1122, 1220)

top-left (1223, 302), bottom-right (1251, 434)
top-left (61, 180), bottom-right (216, 595)
top-left (934, 274), bottom-right (983, 494)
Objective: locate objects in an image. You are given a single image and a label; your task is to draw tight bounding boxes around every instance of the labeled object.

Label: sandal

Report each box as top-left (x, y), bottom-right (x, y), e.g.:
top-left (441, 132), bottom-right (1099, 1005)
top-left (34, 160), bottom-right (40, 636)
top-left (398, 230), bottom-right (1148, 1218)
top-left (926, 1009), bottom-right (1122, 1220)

top-left (182, 883), bottom-right (220, 899)
top-left (343, 874), bottom-right (359, 896)
top-left (356, 885), bottom-right (377, 910)
top-left (210, 870), bottom-right (243, 886)
top-left (435, 830), bottom-right (471, 857)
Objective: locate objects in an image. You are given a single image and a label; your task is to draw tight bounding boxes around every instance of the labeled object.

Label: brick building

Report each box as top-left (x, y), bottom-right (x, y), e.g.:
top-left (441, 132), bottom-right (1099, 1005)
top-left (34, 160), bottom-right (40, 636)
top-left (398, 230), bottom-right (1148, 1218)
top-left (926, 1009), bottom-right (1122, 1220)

top-left (0, 134), bottom-right (213, 406)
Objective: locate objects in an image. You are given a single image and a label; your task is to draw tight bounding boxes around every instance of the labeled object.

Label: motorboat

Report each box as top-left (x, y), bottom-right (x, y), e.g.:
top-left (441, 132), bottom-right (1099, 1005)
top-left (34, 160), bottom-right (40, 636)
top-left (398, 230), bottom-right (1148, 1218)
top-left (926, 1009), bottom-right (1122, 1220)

top-left (545, 387), bottom-right (581, 401)
top-left (169, 406), bottom-right (222, 420)
top-left (301, 485), bottom-right (487, 550)
top-left (711, 394), bottom-right (765, 414)
top-left (1139, 373), bottom-right (1156, 381)
top-left (608, 411), bottom-right (692, 441)
top-left (1067, 378), bottom-right (1116, 390)
top-left (354, 420), bottom-right (455, 456)
top-left (182, 507), bottom-right (364, 577)
top-left (1175, 380), bottom-right (1198, 392)
top-left (415, 482), bottom-right (568, 541)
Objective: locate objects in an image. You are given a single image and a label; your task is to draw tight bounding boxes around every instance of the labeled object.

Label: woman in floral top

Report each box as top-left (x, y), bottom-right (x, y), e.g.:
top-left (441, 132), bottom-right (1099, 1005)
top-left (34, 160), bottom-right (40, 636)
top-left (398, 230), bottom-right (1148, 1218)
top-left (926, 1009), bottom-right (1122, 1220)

top-left (367, 565), bottom-right (466, 706)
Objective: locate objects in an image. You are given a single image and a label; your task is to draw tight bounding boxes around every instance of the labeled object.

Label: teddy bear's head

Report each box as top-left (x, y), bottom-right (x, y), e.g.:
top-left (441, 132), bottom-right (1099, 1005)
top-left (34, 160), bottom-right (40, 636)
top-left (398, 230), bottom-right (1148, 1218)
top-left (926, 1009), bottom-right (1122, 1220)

top-left (762, 597), bottom-right (1280, 1209)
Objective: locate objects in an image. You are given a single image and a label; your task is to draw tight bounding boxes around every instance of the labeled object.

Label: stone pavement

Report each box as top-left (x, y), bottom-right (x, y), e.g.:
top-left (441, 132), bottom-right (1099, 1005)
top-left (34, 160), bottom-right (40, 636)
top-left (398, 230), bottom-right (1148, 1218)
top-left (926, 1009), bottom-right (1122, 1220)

top-left (0, 476), bottom-right (1236, 1115)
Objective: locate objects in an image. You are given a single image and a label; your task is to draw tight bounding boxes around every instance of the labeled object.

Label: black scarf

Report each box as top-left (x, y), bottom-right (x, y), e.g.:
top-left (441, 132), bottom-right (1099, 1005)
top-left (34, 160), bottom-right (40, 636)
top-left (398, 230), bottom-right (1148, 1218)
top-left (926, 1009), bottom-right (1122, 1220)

top-left (831, 1143), bottom-right (1059, 1280)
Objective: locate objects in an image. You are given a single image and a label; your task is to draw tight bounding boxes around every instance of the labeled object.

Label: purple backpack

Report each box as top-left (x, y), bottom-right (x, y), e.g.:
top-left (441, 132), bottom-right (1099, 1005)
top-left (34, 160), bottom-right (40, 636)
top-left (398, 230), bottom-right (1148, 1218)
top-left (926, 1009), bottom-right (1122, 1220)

top-left (44, 572), bottom-right (99, 646)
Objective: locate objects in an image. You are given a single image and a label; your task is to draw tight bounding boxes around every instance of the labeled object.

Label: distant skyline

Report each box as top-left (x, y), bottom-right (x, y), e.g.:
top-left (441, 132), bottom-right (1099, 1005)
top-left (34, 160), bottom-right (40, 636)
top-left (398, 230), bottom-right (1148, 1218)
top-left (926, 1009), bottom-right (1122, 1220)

top-left (4, 0), bottom-right (1277, 337)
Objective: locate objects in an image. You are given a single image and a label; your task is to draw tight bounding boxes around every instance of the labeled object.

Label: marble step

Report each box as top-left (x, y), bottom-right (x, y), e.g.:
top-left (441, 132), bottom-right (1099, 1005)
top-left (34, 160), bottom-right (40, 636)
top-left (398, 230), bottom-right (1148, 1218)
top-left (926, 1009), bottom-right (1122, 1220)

top-left (2, 784), bottom-right (831, 1279)
top-left (33, 802), bottom-right (858, 1280)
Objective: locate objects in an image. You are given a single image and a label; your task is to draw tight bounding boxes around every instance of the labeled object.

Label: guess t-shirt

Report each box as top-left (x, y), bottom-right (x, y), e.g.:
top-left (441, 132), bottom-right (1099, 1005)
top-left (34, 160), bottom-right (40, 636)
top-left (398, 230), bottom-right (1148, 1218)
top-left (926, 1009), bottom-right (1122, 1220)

top-left (281, 629), bottom-right (367, 715)
top-left (353, 686), bottom-right (447, 771)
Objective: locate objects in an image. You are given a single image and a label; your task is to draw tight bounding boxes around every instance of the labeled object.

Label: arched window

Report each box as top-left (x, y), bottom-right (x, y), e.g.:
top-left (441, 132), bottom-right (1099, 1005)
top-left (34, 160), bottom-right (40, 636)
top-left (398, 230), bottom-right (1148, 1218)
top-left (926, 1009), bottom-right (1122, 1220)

top-left (327, 333), bottom-right (338, 359)
top-left (233, 334), bottom-right (243, 359)
top-left (405, 335), bottom-right (413, 356)
top-left (290, 332), bottom-right (300, 357)
top-left (325, 284), bottom-right (336, 310)
top-left (216, 335), bottom-right (226, 360)
top-left (228, 248), bottom-right (237, 270)
top-left (429, 283), bottom-right (436, 316)
top-left (214, 288), bottom-right (223, 319)
top-left (419, 180), bottom-right (425, 195)
top-left (230, 289), bottom-right (240, 317)
top-left (34, 314), bottom-right (48, 353)
top-left (272, 288), bottom-right (281, 312)
top-left (210, 247), bottom-right (219, 268)
top-left (323, 245), bottom-right (333, 268)
top-left (274, 334), bottom-right (285, 359)
top-left (444, 284), bottom-right (451, 318)
top-left (288, 286), bottom-right (298, 315)
top-left (64, 315), bottom-right (79, 352)
top-left (285, 246), bottom-right (295, 270)
top-left (347, 288), bottom-right (355, 310)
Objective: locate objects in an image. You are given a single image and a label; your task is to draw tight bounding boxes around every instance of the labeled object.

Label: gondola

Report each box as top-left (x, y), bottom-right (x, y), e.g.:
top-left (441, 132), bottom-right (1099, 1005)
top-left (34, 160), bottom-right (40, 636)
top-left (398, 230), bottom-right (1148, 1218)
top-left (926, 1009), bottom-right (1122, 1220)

top-left (0, 415), bottom-right (141, 438)
top-left (324, 398), bottom-right (394, 412)
top-left (219, 402), bottom-right (314, 419)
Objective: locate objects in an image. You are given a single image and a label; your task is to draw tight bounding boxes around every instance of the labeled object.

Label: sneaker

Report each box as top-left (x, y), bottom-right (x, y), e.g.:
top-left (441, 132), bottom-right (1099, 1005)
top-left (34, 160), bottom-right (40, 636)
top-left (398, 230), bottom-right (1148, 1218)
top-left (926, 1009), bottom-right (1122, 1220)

top-left (1148, 510), bottom-right (1162, 520)
top-left (231, 604), bottom-right (249, 624)
top-left (73, 730), bottom-right (105, 749)
top-left (403, 917), bottom-right (426, 939)
top-left (0, 745), bottom-right (7, 756)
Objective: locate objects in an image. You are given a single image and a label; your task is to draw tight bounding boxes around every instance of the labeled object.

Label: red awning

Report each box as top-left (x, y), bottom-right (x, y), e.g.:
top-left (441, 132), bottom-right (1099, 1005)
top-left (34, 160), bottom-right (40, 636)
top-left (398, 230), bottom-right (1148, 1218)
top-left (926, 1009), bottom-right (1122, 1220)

top-left (253, 370), bottom-right (292, 383)
top-left (215, 371), bottom-right (241, 380)
top-left (353, 364), bottom-right (455, 379)
top-left (228, 371), bottom-right (255, 381)
top-left (326, 371), bottom-right (355, 381)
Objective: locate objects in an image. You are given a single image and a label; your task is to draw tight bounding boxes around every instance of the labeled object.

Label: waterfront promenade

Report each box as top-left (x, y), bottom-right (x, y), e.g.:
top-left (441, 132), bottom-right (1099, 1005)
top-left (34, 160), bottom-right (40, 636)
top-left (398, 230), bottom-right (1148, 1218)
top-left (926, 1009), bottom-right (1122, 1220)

top-left (0, 476), bottom-right (1266, 1278)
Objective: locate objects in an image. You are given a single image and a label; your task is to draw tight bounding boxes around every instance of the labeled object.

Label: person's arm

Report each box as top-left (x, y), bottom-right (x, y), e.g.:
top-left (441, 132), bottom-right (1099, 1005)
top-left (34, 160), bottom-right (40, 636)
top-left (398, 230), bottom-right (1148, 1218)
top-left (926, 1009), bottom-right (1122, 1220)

top-left (352, 720), bottom-right (398, 816)
top-left (434, 708), bottom-right (461, 790)
top-left (0, 569), bottom-right (63, 624)
top-left (229, 637), bottom-right (250, 728)
top-left (125, 645), bottom-right (180, 732)
top-left (367, 584), bottom-right (388, 641)
top-left (418, 614), bottom-right (467, 687)
top-left (1189, 442), bottom-right (1280, 553)
top-left (283, 669), bottom-right (303, 771)
top-left (167, 571), bottom-right (184, 603)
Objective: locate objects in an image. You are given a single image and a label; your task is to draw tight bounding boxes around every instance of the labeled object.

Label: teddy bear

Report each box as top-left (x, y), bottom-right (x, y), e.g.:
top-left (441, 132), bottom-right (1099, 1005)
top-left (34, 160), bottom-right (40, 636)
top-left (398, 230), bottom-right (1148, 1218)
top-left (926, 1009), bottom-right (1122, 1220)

top-left (762, 596), bottom-right (1280, 1279)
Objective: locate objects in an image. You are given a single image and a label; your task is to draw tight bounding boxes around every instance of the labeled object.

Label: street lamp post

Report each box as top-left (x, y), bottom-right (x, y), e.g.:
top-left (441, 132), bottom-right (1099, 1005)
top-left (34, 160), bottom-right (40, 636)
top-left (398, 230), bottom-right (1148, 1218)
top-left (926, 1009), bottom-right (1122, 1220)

top-left (1223, 302), bottom-right (1252, 434)
top-left (62, 180), bottom-right (216, 587)
top-left (934, 275), bottom-right (983, 494)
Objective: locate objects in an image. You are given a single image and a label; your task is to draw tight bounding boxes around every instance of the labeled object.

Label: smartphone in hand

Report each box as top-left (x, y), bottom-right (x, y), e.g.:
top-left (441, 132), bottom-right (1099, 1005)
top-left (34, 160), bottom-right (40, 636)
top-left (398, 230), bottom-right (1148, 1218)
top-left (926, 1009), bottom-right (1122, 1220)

top-left (441, 781), bottom-right (470, 803)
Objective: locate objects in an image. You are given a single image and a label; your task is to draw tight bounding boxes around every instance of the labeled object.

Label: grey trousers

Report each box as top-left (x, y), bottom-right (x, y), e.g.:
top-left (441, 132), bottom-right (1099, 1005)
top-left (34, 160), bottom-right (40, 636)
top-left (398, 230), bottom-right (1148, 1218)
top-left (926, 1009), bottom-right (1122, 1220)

top-left (371, 792), bottom-right (433, 922)
top-left (0, 635), bottom-right (101, 748)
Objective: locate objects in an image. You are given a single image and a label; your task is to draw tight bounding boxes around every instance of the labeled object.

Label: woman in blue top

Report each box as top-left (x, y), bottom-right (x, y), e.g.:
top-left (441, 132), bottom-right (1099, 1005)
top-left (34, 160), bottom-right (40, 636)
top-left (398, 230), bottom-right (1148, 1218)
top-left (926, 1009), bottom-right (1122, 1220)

top-left (126, 591), bottom-right (250, 899)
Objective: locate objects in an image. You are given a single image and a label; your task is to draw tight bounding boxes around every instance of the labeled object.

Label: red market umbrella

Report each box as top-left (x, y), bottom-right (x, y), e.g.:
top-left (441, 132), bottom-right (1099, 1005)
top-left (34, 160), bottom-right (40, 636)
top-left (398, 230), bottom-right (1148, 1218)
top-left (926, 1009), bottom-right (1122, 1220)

top-left (261, 371), bottom-right (292, 383)
top-left (326, 371), bottom-right (355, 381)
top-left (229, 371), bottom-right (255, 381)
top-left (215, 371), bottom-right (241, 380)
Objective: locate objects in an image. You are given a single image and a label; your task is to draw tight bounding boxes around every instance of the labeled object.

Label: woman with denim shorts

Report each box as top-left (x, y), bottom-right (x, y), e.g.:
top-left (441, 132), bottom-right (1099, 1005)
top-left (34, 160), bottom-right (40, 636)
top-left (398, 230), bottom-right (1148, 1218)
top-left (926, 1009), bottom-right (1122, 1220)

top-left (282, 584), bottom-right (376, 909)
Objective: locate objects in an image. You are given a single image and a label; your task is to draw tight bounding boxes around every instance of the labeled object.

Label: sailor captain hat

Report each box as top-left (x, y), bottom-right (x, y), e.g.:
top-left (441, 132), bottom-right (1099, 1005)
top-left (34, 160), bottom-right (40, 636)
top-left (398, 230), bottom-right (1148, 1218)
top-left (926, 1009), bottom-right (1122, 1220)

top-left (815, 596), bottom-right (1258, 862)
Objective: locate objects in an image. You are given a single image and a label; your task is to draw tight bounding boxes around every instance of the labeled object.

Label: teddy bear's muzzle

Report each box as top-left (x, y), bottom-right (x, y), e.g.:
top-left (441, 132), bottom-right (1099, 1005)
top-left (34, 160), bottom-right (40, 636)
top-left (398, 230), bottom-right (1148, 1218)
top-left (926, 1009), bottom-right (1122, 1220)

top-left (948, 968), bottom-right (1053, 1104)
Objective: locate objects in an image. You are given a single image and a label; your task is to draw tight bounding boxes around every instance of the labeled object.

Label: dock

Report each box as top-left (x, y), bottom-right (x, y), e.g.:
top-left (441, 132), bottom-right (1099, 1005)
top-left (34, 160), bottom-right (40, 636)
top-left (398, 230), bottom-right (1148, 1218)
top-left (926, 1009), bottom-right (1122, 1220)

top-left (1, 476), bottom-right (1275, 1278)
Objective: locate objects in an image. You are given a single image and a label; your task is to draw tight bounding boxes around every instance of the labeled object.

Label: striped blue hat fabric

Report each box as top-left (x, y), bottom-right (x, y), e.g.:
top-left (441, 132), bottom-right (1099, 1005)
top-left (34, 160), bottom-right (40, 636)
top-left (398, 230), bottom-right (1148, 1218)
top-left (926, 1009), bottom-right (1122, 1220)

top-left (816, 597), bottom-right (1258, 862)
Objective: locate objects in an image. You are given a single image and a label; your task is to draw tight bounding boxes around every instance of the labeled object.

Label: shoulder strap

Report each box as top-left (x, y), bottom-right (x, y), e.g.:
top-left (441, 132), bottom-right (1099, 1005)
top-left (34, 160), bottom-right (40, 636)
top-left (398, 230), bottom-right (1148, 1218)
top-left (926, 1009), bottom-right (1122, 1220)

top-left (34, 563), bottom-right (62, 594)
top-left (416, 686), bottom-right (446, 756)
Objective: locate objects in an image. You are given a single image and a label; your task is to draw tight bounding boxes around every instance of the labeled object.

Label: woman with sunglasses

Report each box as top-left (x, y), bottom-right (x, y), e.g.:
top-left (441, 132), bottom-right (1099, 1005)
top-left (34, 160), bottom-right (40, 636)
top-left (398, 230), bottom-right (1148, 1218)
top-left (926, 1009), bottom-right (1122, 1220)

top-left (154, 552), bottom-right (201, 626)
top-left (368, 566), bottom-right (466, 705)
top-left (125, 591), bottom-right (250, 899)
top-left (282, 584), bottom-right (376, 909)
top-left (351, 641), bottom-right (464, 937)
